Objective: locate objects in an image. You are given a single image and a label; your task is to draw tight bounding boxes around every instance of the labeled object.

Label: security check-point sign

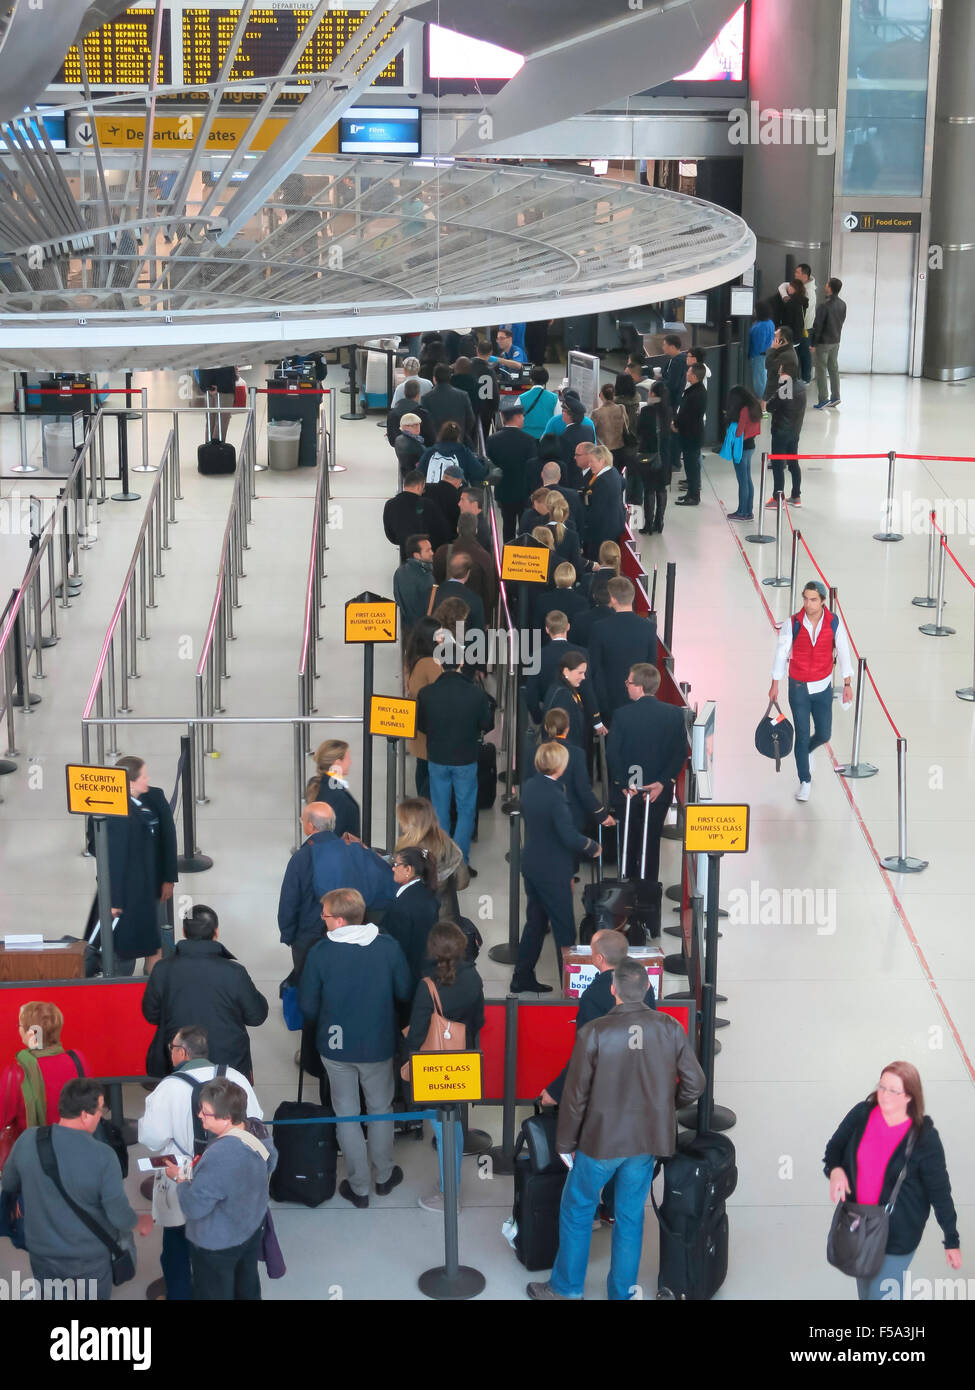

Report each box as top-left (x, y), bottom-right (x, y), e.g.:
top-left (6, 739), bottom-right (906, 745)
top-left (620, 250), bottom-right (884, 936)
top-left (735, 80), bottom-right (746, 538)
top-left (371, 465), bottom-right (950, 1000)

top-left (344, 599), bottom-right (397, 643)
top-left (409, 1052), bottom-right (483, 1104)
top-left (369, 695), bottom-right (417, 739)
top-left (683, 804), bottom-right (750, 854)
top-left (501, 545), bottom-right (550, 584)
top-left (65, 764), bottom-right (130, 816)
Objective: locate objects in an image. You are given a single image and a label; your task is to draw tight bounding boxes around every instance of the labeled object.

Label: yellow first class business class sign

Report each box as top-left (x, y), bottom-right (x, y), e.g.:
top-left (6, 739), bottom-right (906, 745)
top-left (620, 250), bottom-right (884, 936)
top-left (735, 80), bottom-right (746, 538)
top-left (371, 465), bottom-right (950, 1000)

top-left (409, 1052), bottom-right (483, 1103)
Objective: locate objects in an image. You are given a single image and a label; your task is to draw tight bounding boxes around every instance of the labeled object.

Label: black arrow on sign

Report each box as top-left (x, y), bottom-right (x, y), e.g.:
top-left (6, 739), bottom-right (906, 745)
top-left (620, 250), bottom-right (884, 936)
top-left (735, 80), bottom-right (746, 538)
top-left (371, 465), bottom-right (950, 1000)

top-left (85, 795), bottom-right (113, 806)
top-left (77, 124), bottom-right (93, 143)
top-left (382, 628), bottom-right (392, 637)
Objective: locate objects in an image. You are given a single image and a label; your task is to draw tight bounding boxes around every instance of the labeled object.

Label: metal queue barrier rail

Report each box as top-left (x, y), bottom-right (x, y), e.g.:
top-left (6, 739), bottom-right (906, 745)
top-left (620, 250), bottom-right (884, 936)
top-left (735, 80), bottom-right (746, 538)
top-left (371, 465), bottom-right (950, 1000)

top-left (251, 384), bottom-right (339, 474)
top-left (0, 408), bottom-right (107, 779)
top-left (297, 420), bottom-right (332, 759)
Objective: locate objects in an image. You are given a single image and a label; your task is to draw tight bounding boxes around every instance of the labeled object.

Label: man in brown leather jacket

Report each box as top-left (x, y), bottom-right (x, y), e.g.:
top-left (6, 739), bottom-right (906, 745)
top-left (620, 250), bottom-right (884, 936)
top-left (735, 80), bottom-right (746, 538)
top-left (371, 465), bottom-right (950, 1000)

top-left (528, 957), bottom-right (705, 1301)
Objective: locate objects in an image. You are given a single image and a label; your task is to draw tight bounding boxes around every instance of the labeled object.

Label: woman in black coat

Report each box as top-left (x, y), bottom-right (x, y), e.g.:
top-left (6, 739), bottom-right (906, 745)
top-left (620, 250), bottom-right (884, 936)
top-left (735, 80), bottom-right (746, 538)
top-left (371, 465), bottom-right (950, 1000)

top-left (634, 381), bottom-right (673, 535)
top-left (823, 1061), bottom-right (960, 1301)
top-left (404, 922), bottom-right (485, 1211)
top-left (382, 848), bottom-right (441, 986)
top-left (305, 739), bottom-right (360, 839)
top-left (542, 650), bottom-right (595, 751)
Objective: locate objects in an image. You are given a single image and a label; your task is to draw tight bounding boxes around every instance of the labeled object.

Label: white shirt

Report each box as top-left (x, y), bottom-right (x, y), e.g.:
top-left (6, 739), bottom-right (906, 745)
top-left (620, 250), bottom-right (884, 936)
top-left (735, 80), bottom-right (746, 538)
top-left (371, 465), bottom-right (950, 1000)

top-left (138, 1063), bottom-right (262, 1226)
top-left (772, 611), bottom-right (855, 693)
top-left (395, 879), bottom-right (420, 899)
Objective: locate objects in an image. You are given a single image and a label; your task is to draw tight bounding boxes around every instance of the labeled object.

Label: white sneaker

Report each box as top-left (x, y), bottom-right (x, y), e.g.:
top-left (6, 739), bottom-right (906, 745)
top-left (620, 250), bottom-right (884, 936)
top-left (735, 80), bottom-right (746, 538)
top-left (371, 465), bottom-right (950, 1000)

top-left (795, 782), bottom-right (811, 802)
top-left (807, 749), bottom-right (815, 774)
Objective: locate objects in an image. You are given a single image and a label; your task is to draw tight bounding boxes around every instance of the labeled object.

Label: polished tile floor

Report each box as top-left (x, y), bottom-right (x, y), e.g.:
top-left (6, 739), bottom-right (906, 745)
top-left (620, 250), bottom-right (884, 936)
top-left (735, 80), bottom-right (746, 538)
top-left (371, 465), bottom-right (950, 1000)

top-left (0, 366), bottom-right (971, 1301)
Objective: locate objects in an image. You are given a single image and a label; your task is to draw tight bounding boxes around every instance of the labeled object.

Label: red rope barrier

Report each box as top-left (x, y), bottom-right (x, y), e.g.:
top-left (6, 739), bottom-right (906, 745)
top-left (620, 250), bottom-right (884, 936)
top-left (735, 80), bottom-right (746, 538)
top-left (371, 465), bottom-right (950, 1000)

top-left (767, 452), bottom-right (888, 460)
top-left (863, 663), bottom-right (902, 738)
top-left (939, 535), bottom-right (975, 590)
top-left (831, 593), bottom-right (860, 661)
top-left (896, 453), bottom-right (975, 463)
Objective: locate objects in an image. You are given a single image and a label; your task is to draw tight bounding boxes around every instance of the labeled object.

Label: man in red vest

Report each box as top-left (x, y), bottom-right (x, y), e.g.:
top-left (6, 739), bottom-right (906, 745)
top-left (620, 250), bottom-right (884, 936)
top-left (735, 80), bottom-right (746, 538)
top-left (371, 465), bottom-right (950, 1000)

top-left (769, 580), bottom-right (854, 801)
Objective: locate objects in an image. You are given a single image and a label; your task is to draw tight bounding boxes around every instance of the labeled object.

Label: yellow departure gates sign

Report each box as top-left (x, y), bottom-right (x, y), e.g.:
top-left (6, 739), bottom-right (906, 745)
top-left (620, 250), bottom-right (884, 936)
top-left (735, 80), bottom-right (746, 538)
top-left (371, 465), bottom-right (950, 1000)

top-left (410, 1052), bottom-right (483, 1104)
top-left (683, 804), bottom-right (750, 854)
top-left (77, 113), bottom-right (338, 153)
top-left (369, 695), bottom-right (417, 739)
top-left (501, 544), bottom-right (550, 584)
top-left (344, 599), bottom-right (397, 644)
top-left (65, 764), bottom-right (130, 817)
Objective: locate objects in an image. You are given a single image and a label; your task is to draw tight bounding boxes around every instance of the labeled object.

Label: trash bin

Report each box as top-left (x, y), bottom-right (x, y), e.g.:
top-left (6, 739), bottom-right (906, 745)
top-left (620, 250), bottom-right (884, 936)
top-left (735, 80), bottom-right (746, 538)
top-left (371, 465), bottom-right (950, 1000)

top-left (43, 422), bottom-right (77, 476)
top-left (267, 419), bottom-right (301, 471)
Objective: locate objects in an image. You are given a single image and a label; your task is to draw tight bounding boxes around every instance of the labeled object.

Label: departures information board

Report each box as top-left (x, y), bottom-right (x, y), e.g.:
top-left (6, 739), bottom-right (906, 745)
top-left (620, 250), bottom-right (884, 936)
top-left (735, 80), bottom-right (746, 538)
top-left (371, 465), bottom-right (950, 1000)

top-left (56, 7), bottom-right (171, 85)
top-left (183, 8), bottom-right (401, 86)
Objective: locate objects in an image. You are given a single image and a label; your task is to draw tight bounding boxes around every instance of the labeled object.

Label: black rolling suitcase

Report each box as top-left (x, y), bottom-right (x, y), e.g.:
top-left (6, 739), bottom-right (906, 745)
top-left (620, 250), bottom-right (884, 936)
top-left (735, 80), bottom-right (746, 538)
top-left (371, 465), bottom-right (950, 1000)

top-left (581, 797), bottom-right (641, 945)
top-left (652, 1131), bottom-right (737, 1300)
top-left (477, 740), bottom-right (498, 810)
top-left (198, 390), bottom-right (237, 475)
top-left (511, 1106), bottom-right (567, 1270)
top-left (269, 1068), bottom-right (337, 1207)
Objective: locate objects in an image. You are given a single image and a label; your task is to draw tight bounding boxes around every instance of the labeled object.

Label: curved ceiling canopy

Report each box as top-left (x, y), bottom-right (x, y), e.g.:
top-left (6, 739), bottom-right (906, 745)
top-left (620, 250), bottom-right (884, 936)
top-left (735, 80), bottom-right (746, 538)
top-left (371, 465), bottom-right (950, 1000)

top-left (0, 158), bottom-right (754, 374)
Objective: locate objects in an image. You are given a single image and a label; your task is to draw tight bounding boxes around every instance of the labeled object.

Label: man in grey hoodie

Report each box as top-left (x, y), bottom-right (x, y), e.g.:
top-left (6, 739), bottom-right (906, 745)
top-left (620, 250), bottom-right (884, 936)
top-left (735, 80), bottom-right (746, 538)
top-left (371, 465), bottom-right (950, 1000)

top-left (166, 1076), bottom-right (277, 1301)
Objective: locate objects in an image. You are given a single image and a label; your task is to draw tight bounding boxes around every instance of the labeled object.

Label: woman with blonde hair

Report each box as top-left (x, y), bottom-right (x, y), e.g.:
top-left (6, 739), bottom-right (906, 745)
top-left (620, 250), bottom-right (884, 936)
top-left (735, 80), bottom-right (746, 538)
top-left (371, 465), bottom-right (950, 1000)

top-left (589, 539), bottom-right (622, 607)
top-left (0, 1002), bottom-right (88, 1145)
top-left (395, 797), bottom-right (469, 916)
top-left (546, 495), bottom-right (583, 571)
top-left (305, 738), bottom-right (359, 839)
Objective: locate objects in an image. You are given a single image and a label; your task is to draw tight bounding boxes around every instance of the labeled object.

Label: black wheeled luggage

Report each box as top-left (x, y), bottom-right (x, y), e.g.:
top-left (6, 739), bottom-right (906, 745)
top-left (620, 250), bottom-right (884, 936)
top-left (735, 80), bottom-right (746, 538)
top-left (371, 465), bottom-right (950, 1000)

top-left (652, 1131), bottom-right (737, 1300)
top-left (198, 389), bottom-right (237, 474)
top-left (268, 1068), bottom-right (337, 1207)
top-left (477, 740), bottom-right (498, 810)
top-left (511, 1106), bottom-right (567, 1270)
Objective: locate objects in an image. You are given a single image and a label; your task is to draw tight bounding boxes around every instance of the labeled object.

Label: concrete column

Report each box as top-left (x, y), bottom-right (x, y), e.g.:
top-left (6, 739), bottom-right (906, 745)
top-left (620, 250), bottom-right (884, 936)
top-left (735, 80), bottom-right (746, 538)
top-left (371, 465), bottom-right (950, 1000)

top-left (740, 0), bottom-right (844, 300)
top-left (923, 0), bottom-right (975, 381)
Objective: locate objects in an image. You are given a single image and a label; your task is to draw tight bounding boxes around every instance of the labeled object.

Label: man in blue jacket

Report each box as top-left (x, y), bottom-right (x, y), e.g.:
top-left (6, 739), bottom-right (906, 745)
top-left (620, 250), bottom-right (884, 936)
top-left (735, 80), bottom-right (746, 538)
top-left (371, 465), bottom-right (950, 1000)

top-left (277, 802), bottom-right (395, 976)
top-left (588, 577), bottom-right (658, 722)
top-left (299, 888), bottom-right (412, 1208)
top-left (582, 446), bottom-right (626, 559)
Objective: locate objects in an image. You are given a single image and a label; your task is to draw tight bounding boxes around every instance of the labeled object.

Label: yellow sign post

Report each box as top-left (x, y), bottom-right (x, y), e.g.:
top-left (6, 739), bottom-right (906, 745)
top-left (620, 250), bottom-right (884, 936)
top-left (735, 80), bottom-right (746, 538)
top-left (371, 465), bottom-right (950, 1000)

top-left (409, 1052), bottom-right (483, 1105)
top-left (683, 804), bottom-right (750, 854)
top-left (65, 764), bottom-right (130, 817)
top-left (501, 544), bottom-right (551, 585)
top-left (344, 599), bottom-right (397, 644)
top-left (369, 695), bottom-right (417, 739)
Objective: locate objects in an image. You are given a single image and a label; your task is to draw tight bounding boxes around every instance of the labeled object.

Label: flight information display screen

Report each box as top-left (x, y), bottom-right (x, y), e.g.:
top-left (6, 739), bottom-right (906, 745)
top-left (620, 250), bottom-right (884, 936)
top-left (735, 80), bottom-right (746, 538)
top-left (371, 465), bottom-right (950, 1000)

top-left (56, 7), bottom-right (171, 85)
top-left (182, 7), bottom-right (402, 86)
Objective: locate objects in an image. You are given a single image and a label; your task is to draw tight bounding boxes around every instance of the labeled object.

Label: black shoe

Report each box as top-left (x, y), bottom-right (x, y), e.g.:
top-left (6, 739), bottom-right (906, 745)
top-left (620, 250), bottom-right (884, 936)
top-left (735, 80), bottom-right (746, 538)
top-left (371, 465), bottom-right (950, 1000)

top-left (652, 521), bottom-right (664, 533)
top-left (511, 975), bottom-right (553, 994)
top-left (467, 865), bottom-right (478, 879)
top-left (639, 523), bottom-right (653, 535)
top-left (675, 495), bottom-right (700, 506)
top-left (339, 1179), bottom-right (369, 1209)
top-left (145, 1277), bottom-right (166, 1301)
top-left (375, 1165), bottom-right (404, 1196)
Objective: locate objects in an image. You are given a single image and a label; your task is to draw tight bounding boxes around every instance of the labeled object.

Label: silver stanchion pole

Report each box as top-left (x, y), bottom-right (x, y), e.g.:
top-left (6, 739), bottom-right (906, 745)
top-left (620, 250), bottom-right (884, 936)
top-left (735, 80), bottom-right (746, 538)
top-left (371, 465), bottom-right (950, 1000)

top-left (913, 510), bottom-right (939, 608)
top-left (762, 495), bottom-right (790, 588)
top-left (918, 538), bottom-right (955, 637)
top-left (788, 529), bottom-right (801, 612)
top-left (873, 450), bottom-right (902, 542)
top-left (829, 585), bottom-right (841, 702)
top-left (746, 451), bottom-right (774, 545)
top-left (880, 738), bottom-right (927, 873)
top-left (132, 386), bottom-right (157, 473)
top-left (956, 590), bottom-right (975, 702)
top-left (836, 657), bottom-right (877, 779)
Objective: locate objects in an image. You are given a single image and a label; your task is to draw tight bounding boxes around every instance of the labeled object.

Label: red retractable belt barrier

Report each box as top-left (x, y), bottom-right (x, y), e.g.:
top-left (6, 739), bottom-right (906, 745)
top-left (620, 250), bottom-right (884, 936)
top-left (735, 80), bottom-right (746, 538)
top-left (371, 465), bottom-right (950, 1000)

top-left (0, 980), bottom-right (153, 1079)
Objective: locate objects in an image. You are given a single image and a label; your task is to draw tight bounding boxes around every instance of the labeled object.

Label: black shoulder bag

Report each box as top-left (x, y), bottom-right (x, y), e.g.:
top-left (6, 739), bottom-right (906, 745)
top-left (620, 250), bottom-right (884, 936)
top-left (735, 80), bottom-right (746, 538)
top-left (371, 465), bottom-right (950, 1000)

top-left (827, 1130), bottom-right (916, 1279)
top-left (35, 1127), bottom-right (135, 1285)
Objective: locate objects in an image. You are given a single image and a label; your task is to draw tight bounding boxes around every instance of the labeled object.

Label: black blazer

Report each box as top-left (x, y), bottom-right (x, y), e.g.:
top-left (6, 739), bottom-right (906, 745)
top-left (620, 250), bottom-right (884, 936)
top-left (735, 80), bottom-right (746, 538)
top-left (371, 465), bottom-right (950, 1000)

top-left (823, 1102), bottom-right (959, 1255)
top-left (588, 611), bottom-right (659, 719)
top-left (404, 962), bottom-right (485, 1053)
top-left (531, 585), bottom-right (589, 633)
top-left (525, 639), bottom-right (588, 723)
top-left (88, 786), bottom-right (177, 959)
top-left (524, 737), bottom-right (603, 833)
top-left (606, 695), bottom-right (687, 794)
top-left (542, 681), bottom-right (587, 751)
top-left (568, 603), bottom-right (612, 648)
top-left (305, 780), bottom-right (360, 840)
top-left (383, 492), bottom-right (450, 560)
top-left (520, 773), bottom-right (597, 887)
top-left (547, 968), bottom-right (656, 1103)
top-left (582, 467), bottom-right (626, 557)
top-left (142, 938), bottom-right (269, 1076)
top-left (433, 577), bottom-right (486, 634)
top-left (381, 881), bottom-right (441, 985)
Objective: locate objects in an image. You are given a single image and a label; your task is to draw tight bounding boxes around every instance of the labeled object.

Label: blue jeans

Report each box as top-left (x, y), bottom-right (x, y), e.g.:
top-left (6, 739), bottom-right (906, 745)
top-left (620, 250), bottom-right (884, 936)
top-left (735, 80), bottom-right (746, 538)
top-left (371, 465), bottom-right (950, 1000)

top-left (550, 1151), bottom-right (656, 1300)
top-left (431, 1114), bottom-right (464, 1192)
top-left (857, 1249), bottom-right (915, 1301)
top-left (733, 443), bottom-right (754, 515)
top-left (750, 358), bottom-right (767, 399)
top-left (429, 760), bottom-right (478, 862)
top-left (788, 677), bottom-right (833, 783)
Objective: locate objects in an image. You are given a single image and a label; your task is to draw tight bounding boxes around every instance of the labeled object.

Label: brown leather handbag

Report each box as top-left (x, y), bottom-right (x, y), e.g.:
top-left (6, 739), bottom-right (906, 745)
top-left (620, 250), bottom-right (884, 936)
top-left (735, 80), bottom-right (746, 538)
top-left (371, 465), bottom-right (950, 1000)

top-left (401, 977), bottom-right (466, 1079)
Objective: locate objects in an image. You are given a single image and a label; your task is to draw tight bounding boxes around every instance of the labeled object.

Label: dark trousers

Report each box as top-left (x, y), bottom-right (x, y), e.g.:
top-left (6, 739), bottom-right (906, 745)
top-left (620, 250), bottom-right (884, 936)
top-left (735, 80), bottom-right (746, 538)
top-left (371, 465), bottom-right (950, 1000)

top-left (770, 431), bottom-right (801, 498)
top-left (796, 338), bottom-right (812, 383)
top-left (189, 1221), bottom-right (264, 1301)
top-left (617, 784), bottom-right (672, 885)
top-left (415, 757), bottom-right (430, 800)
top-left (677, 435), bottom-right (702, 499)
top-left (514, 873), bottom-right (576, 982)
top-left (501, 501), bottom-right (522, 542)
top-left (161, 1224), bottom-right (193, 1301)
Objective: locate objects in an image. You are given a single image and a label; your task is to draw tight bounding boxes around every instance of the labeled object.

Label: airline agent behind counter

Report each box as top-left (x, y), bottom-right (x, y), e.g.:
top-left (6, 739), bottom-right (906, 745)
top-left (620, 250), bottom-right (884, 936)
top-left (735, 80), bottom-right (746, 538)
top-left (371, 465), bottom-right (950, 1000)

top-left (769, 580), bottom-right (854, 803)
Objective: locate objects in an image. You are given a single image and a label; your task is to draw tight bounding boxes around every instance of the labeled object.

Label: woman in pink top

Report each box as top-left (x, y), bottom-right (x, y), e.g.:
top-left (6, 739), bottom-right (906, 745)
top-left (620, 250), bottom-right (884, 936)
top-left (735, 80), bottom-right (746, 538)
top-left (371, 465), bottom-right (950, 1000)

top-left (824, 1062), bottom-right (961, 1300)
top-left (724, 386), bottom-right (763, 522)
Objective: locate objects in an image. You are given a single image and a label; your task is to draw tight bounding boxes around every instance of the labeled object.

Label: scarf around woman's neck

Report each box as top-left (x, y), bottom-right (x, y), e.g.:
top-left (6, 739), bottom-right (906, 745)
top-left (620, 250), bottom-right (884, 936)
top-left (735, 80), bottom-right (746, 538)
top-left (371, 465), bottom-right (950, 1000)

top-left (16, 1045), bottom-right (66, 1128)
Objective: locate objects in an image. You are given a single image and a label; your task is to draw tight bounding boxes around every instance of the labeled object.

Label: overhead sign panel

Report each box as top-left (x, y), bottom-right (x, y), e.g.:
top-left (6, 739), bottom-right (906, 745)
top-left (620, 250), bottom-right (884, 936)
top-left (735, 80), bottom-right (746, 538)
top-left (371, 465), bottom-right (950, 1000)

top-left (70, 112), bottom-right (338, 153)
top-left (344, 598), bottom-right (397, 644)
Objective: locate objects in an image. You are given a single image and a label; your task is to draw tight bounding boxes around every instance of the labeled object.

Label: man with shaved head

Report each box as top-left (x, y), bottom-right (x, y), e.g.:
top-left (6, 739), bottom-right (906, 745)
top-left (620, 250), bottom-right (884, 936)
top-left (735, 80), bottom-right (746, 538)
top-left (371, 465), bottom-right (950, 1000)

top-left (277, 802), bottom-right (395, 975)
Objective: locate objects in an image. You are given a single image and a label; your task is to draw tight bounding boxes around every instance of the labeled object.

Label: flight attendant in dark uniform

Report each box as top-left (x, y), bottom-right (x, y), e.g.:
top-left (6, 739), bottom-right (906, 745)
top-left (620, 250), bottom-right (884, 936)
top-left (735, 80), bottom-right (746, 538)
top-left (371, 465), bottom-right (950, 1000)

top-left (541, 651), bottom-right (605, 752)
top-left (510, 741), bottom-right (600, 994)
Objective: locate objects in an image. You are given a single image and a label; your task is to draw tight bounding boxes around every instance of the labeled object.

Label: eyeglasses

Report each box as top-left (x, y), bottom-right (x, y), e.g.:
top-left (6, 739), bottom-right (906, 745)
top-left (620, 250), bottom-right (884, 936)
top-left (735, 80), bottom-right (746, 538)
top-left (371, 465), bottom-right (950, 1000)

top-left (877, 1084), bottom-right (906, 1097)
top-left (198, 1108), bottom-right (217, 1119)
top-left (168, 1042), bottom-right (184, 1052)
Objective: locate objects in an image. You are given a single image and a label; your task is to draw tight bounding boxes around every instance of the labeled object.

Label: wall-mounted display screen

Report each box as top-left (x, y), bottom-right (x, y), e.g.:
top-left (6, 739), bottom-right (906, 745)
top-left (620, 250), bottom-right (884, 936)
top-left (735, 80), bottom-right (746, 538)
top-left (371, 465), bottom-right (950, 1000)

top-left (339, 105), bottom-right (420, 155)
top-left (182, 7), bottom-right (401, 87)
top-left (427, 23), bottom-right (524, 82)
top-left (55, 6), bottom-right (171, 85)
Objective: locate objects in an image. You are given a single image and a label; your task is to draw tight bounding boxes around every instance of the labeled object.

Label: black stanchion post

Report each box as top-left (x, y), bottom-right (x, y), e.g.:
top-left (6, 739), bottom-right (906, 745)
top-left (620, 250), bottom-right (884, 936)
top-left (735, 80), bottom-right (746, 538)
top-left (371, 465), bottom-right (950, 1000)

top-left (160, 893), bottom-right (176, 959)
top-left (746, 452), bottom-right (775, 545)
top-left (663, 561), bottom-right (676, 652)
top-left (489, 799), bottom-right (521, 965)
top-left (679, 854), bottom-right (736, 1132)
top-left (93, 816), bottom-right (115, 977)
top-left (177, 734), bottom-right (213, 872)
top-left (385, 349), bottom-right (394, 411)
top-left (11, 598), bottom-right (40, 708)
top-left (340, 348), bottom-right (365, 421)
top-left (111, 410), bottom-right (139, 503)
top-left (361, 642), bottom-right (374, 843)
top-left (385, 736), bottom-right (397, 853)
top-left (418, 1103), bottom-right (486, 1299)
top-left (489, 995), bottom-right (518, 1175)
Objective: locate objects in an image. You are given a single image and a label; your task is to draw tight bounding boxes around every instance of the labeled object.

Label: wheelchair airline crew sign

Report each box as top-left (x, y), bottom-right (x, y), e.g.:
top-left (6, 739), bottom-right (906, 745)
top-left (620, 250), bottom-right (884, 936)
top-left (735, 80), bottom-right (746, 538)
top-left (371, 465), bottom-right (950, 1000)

top-left (683, 804), bottom-right (750, 854)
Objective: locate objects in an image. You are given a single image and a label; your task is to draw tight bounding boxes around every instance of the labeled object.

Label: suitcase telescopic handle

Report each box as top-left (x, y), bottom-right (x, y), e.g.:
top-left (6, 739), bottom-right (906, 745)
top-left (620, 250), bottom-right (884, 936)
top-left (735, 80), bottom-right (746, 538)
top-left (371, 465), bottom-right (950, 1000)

top-left (640, 789), bottom-right (651, 881)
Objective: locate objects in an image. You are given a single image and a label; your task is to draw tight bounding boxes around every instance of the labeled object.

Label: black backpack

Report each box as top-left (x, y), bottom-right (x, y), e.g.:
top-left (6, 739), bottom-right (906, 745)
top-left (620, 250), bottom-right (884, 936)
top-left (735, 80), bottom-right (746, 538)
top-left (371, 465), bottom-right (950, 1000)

top-left (754, 700), bottom-right (794, 771)
top-left (171, 1064), bottom-right (228, 1156)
